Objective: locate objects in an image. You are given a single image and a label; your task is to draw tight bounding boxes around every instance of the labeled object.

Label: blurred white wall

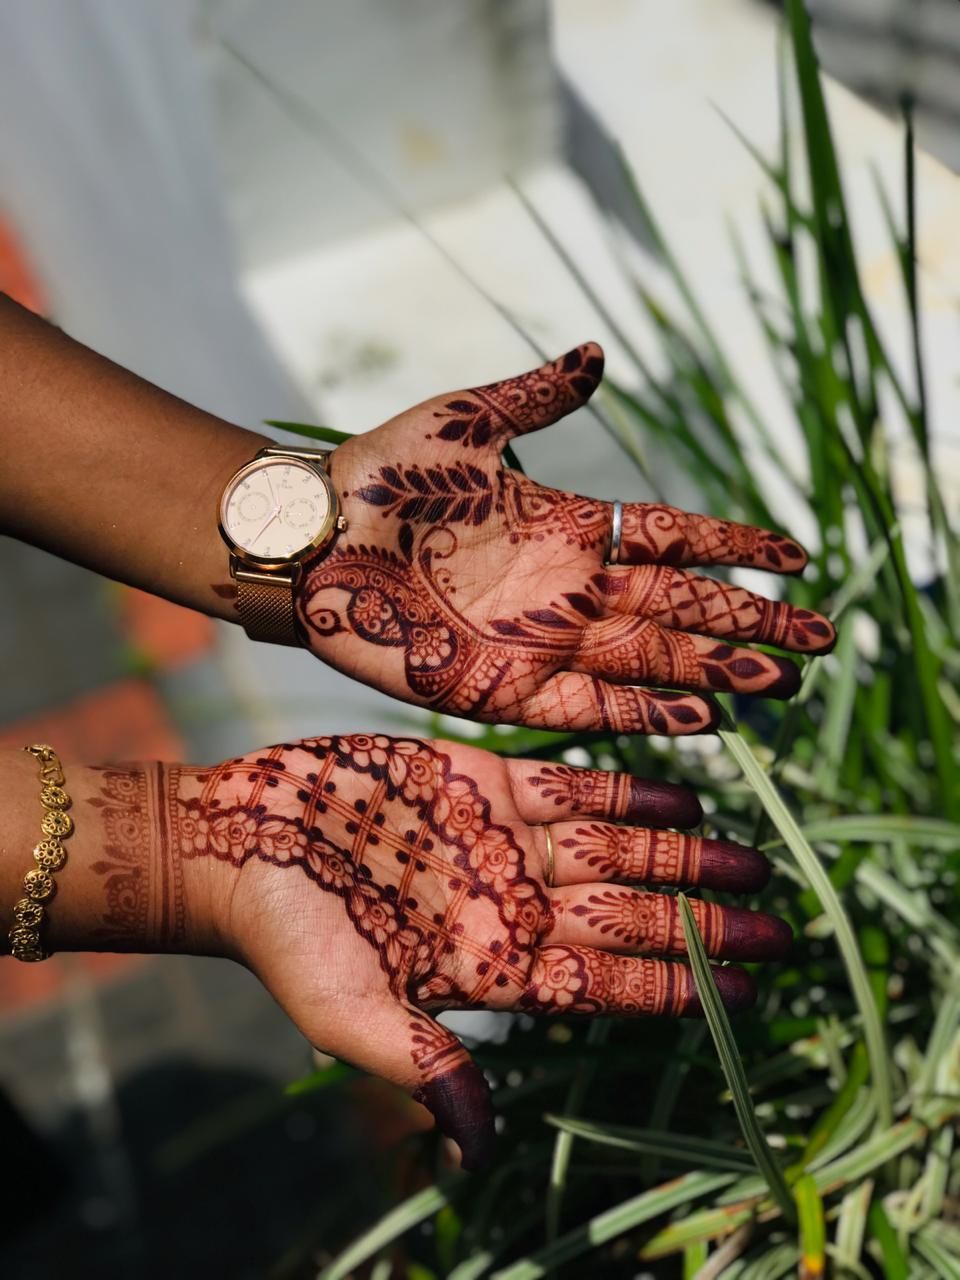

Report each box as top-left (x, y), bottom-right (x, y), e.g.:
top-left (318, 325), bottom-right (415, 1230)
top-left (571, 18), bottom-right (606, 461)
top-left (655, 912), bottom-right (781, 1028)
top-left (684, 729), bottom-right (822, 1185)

top-left (0, 0), bottom-right (306, 426)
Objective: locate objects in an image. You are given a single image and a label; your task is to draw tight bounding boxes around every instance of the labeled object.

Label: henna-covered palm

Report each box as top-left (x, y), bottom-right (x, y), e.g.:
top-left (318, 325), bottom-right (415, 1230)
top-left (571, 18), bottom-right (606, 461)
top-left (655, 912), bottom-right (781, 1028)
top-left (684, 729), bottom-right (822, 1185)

top-left (298, 344), bottom-right (835, 733)
top-left (133, 734), bottom-right (790, 1168)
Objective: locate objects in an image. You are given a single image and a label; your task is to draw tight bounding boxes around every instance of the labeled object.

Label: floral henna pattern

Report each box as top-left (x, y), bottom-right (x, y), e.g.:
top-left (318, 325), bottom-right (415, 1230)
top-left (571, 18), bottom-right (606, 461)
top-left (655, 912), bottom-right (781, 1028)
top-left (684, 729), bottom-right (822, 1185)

top-left (525, 765), bottom-right (703, 827)
top-left (620, 504), bottom-right (807, 572)
top-left (296, 344), bottom-right (832, 729)
top-left (520, 945), bottom-right (755, 1016)
top-left (430, 346), bottom-right (605, 446)
top-left (563, 823), bottom-right (698, 883)
top-left (83, 735), bottom-right (785, 1167)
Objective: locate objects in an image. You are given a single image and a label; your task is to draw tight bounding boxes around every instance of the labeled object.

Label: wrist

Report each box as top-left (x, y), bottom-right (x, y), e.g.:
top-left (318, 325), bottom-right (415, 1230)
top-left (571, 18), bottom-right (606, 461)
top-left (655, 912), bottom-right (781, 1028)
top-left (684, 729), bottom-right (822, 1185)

top-left (73, 763), bottom-right (235, 958)
top-left (0, 753), bottom-right (234, 960)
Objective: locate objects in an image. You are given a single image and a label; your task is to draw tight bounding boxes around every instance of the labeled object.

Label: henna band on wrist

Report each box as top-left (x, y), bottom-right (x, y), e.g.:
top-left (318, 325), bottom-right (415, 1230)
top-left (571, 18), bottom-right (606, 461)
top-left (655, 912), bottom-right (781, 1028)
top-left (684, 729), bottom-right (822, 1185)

top-left (8, 744), bottom-right (74, 962)
top-left (609, 499), bottom-right (624, 565)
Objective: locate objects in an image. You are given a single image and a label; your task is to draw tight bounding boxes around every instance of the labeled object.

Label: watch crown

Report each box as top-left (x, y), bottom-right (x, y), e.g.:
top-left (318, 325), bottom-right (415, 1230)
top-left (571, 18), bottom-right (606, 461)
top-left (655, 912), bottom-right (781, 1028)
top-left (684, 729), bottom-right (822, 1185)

top-left (336, 515), bottom-right (348, 531)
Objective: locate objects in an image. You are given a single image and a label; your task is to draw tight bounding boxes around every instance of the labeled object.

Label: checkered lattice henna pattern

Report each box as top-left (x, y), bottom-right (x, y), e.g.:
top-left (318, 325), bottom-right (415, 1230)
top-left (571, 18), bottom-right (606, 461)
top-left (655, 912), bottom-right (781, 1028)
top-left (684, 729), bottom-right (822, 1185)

top-left (86, 737), bottom-right (789, 1169)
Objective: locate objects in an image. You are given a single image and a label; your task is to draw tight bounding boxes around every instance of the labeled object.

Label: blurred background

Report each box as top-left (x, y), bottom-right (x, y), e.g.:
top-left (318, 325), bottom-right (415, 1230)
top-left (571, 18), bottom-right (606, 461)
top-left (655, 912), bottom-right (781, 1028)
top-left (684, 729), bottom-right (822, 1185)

top-left (0, 1), bottom-right (958, 1276)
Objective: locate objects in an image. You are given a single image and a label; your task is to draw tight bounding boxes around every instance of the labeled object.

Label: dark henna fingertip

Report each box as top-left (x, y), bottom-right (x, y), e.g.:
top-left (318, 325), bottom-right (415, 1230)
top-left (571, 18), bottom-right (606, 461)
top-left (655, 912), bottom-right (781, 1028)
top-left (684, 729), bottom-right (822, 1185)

top-left (698, 840), bottom-right (771, 892)
top-left (717, 908), bottom-right (793, 961)
top-left (713, 965), bottom-right (757, 1013)
top-left (683, 965), bottom-right (756, 1016)
top-left (413, 1062), bottom-right (497, 1171)
top-left (766, 657), bottom-right (802, 699)
top-left (626, 779), bottom-right (703, 829)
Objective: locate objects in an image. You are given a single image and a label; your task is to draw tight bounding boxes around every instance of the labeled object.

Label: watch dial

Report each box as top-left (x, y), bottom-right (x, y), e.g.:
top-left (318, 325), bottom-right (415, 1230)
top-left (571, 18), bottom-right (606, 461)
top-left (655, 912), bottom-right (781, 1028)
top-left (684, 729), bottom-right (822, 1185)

top-left (222, 459), bottom-right (332, 558)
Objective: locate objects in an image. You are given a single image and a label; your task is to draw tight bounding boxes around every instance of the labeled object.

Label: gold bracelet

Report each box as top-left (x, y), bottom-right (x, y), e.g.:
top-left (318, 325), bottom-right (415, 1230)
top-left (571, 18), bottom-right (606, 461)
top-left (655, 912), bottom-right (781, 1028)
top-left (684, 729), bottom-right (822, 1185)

top-left (9, 744), bottom-right (73, 962)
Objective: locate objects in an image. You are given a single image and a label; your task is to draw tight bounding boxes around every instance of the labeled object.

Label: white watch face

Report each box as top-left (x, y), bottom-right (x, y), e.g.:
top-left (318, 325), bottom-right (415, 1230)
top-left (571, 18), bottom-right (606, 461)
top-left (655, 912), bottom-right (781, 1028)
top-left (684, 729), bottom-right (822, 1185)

top-left (221, 458), bottom-right (332, 559)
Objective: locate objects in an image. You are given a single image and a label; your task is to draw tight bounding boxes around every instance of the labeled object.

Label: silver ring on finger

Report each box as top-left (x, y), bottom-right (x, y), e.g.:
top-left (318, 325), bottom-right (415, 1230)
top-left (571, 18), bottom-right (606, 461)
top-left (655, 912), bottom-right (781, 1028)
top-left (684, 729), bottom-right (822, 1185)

top-left (608, 499), bottom-right (624, 565)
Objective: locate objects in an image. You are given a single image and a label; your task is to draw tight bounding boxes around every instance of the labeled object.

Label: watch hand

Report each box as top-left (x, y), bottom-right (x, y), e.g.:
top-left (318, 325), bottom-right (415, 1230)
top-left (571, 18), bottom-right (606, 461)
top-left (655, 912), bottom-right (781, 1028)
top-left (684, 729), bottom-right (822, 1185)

top-left (251, 506), bottom-right (281, 548)
top-left (264, 469), bottom-right (278, 508)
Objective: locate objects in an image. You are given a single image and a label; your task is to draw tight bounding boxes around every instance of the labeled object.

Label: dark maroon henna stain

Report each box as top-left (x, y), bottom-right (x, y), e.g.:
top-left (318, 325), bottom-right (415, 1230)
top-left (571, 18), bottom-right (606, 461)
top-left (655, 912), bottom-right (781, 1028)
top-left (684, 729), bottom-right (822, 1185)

top-left (601, 568), bottom-right (836, 654)
top-left (525, 765), bottom-right (703, 828)
top-left (554, 826), bottom-right (770, 895)
top-left (698, 840), bottom-right (771, 892)
top-left (562, 891), bottom-right (788, 961)
top-left (86, 735), bottom-right (782, 1168)
top-left (432, 346), bottom-right (605, 447)
top-left (697, 646), bottom-right (801, 700)
top-left (717, 907), bottom-right (793, 960)
top-left (297, 344), bottom-right (829, 733)
top-left (683, 965), bottom-right (757, 1017)
top-left (620, 504), bottom-right (808, 573)
top-left (413, 1060), bottom-right (497, 1171)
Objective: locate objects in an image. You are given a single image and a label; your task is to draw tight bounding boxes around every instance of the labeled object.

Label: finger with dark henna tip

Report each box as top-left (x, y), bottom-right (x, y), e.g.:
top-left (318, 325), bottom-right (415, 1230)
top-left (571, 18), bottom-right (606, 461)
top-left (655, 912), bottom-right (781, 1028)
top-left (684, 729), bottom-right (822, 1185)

top-left (520, 946), bottom-right (758, 1017)
top-left (506, 759), bottom-right (703, 828)
top-left (544, 823), bottom-right (771, 891)
top-left (546, 888), bottom-right (792, 961)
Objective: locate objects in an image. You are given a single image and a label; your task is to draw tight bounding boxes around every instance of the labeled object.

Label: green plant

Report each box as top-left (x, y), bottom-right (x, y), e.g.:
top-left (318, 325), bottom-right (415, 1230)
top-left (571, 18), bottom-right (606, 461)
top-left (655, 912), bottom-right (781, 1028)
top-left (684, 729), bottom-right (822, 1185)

top-left (303, 2), bottom-right (959, 1274)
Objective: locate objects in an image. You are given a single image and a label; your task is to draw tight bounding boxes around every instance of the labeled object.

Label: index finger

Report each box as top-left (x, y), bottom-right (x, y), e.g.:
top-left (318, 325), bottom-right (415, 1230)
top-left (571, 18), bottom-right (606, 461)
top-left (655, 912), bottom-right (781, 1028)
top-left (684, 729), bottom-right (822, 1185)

top-left (621, 503), bottom-right (808, 573)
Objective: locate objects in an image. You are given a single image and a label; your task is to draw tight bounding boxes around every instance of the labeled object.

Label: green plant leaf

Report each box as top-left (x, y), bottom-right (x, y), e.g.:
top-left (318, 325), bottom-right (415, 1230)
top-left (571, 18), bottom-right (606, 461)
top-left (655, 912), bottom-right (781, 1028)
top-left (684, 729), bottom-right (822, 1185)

top-left (490, 1171), bottom-right (735, 1280)
top-left (718, 716), bottom-right (893, 1128)
top-left (678, 894), bottom-right (795, 1223)
top-left (794, 1174), bottom-right (826, 1279)
top-left (264, 419), bottom-right (353, 446)
top-left (543, 1115), bottom-right (756, 1173)
top-left (318, 1185), bottom-right (453, 1280)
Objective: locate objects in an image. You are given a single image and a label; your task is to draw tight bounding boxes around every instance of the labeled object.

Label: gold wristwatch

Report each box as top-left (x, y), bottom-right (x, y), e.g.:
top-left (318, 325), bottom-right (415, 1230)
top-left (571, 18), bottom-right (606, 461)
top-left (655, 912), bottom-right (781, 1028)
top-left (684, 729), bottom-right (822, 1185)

top-left (218, 444), bottom-right (346, 646)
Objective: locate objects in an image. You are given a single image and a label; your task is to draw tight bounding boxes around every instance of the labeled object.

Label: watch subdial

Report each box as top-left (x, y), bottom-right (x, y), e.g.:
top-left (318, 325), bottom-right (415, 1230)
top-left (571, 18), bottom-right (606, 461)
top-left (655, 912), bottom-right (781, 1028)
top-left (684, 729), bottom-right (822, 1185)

top-left (282, 497), bottom-right (320, 533)
top-left (236, 490), bottom-right (271, 523)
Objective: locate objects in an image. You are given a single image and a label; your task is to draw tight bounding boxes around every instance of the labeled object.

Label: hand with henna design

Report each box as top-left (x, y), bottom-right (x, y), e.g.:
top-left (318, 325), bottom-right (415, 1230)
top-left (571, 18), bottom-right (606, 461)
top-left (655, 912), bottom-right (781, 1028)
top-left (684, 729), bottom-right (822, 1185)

top-left (301, 343), bottom-right (836, 733)
top-left (0, 304), bottom-right (831, 731)
top-left (10, 735), bottom-right (793, 1169)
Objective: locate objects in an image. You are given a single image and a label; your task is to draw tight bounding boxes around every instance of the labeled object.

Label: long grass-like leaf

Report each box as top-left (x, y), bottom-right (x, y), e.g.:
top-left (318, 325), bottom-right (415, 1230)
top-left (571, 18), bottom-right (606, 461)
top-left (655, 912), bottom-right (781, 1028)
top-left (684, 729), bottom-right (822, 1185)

top-left (678, 894), bottom-right (796, 1223)
top-left (264, 419), bottom-right (353, 445)
top-left (543, 1116), bottom-right (756, 1174)
top-left (544, 1019), bottom-right (609, 1242)
top-left (318, 1184), bottom-right (452, 1280)
top-left (490, 1171), bottom-right (735, 1280)
top-left (718, 716), bottom-right (893, 1127)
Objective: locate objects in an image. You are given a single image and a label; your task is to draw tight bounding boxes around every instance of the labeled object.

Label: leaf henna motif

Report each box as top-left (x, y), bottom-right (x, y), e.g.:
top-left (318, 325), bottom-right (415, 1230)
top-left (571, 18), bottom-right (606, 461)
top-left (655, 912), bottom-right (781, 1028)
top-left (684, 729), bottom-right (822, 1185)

top-left (358, 463), bottom-right (495, 527)
top-left (297, 344), bottom-right (830, 732)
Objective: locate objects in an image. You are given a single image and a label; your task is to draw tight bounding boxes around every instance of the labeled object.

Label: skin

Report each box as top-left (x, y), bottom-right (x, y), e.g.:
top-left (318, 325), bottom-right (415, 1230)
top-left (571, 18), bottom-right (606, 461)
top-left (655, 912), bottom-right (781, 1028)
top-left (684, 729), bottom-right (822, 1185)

top-left (0, 296), bottom-right (834, 736)
top-left (1, 738), bottom-right (789, 1169)
top-left (0, 300), bottom-right (824, 1166)
top-left (309, 344), bottom-right (836, 732)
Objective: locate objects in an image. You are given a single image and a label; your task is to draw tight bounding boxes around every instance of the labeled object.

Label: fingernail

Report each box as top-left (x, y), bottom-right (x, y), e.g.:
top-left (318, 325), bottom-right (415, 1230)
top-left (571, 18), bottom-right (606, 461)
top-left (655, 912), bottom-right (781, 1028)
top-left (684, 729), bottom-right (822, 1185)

top-left (797, 612), bottom-right (837, 654)
top-left (692, 697), bottom-right (722, 734)
top-left (698, 840), bottom-right (771, 892)
top-left (765, 657), bottom-right (802, 699)
top-left (625, 779), bottom-right (702, 828)
top-left (413, 1064), bottom-right (496, 1172)
top-left (718, 908), bottom-right (793, 960)
top-left (683, 966), bottom-right (757, 1016)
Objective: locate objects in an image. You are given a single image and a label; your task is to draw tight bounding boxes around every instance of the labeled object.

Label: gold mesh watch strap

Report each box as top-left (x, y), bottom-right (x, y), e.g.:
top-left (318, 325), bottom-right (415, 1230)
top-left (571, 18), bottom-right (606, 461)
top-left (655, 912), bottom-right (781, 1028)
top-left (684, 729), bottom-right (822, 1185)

top-left (235, 568), bottom-right (301, 647)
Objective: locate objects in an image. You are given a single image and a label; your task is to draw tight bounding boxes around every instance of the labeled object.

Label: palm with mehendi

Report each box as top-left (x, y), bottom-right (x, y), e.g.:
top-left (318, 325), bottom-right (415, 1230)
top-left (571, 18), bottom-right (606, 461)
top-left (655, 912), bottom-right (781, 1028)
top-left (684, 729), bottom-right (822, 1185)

top-left (89, 735), bottom-right (790, 1168)
top-left (300, 343), bottom-right (835, 731)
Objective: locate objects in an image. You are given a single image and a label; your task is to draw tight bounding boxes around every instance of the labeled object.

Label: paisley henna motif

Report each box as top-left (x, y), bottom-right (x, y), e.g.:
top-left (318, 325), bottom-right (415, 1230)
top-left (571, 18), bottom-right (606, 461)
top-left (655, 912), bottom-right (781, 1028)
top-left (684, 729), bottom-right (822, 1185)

top-left (299, 344), bottom-right (833, 731)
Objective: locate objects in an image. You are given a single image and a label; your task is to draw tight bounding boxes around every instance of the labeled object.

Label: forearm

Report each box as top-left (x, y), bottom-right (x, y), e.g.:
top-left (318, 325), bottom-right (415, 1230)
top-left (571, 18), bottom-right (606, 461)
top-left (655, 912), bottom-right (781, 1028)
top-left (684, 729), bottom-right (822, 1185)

top-left (0, 293), bottom-right (269, 618)
top-left (0, 748), bottom-right (226, 957)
